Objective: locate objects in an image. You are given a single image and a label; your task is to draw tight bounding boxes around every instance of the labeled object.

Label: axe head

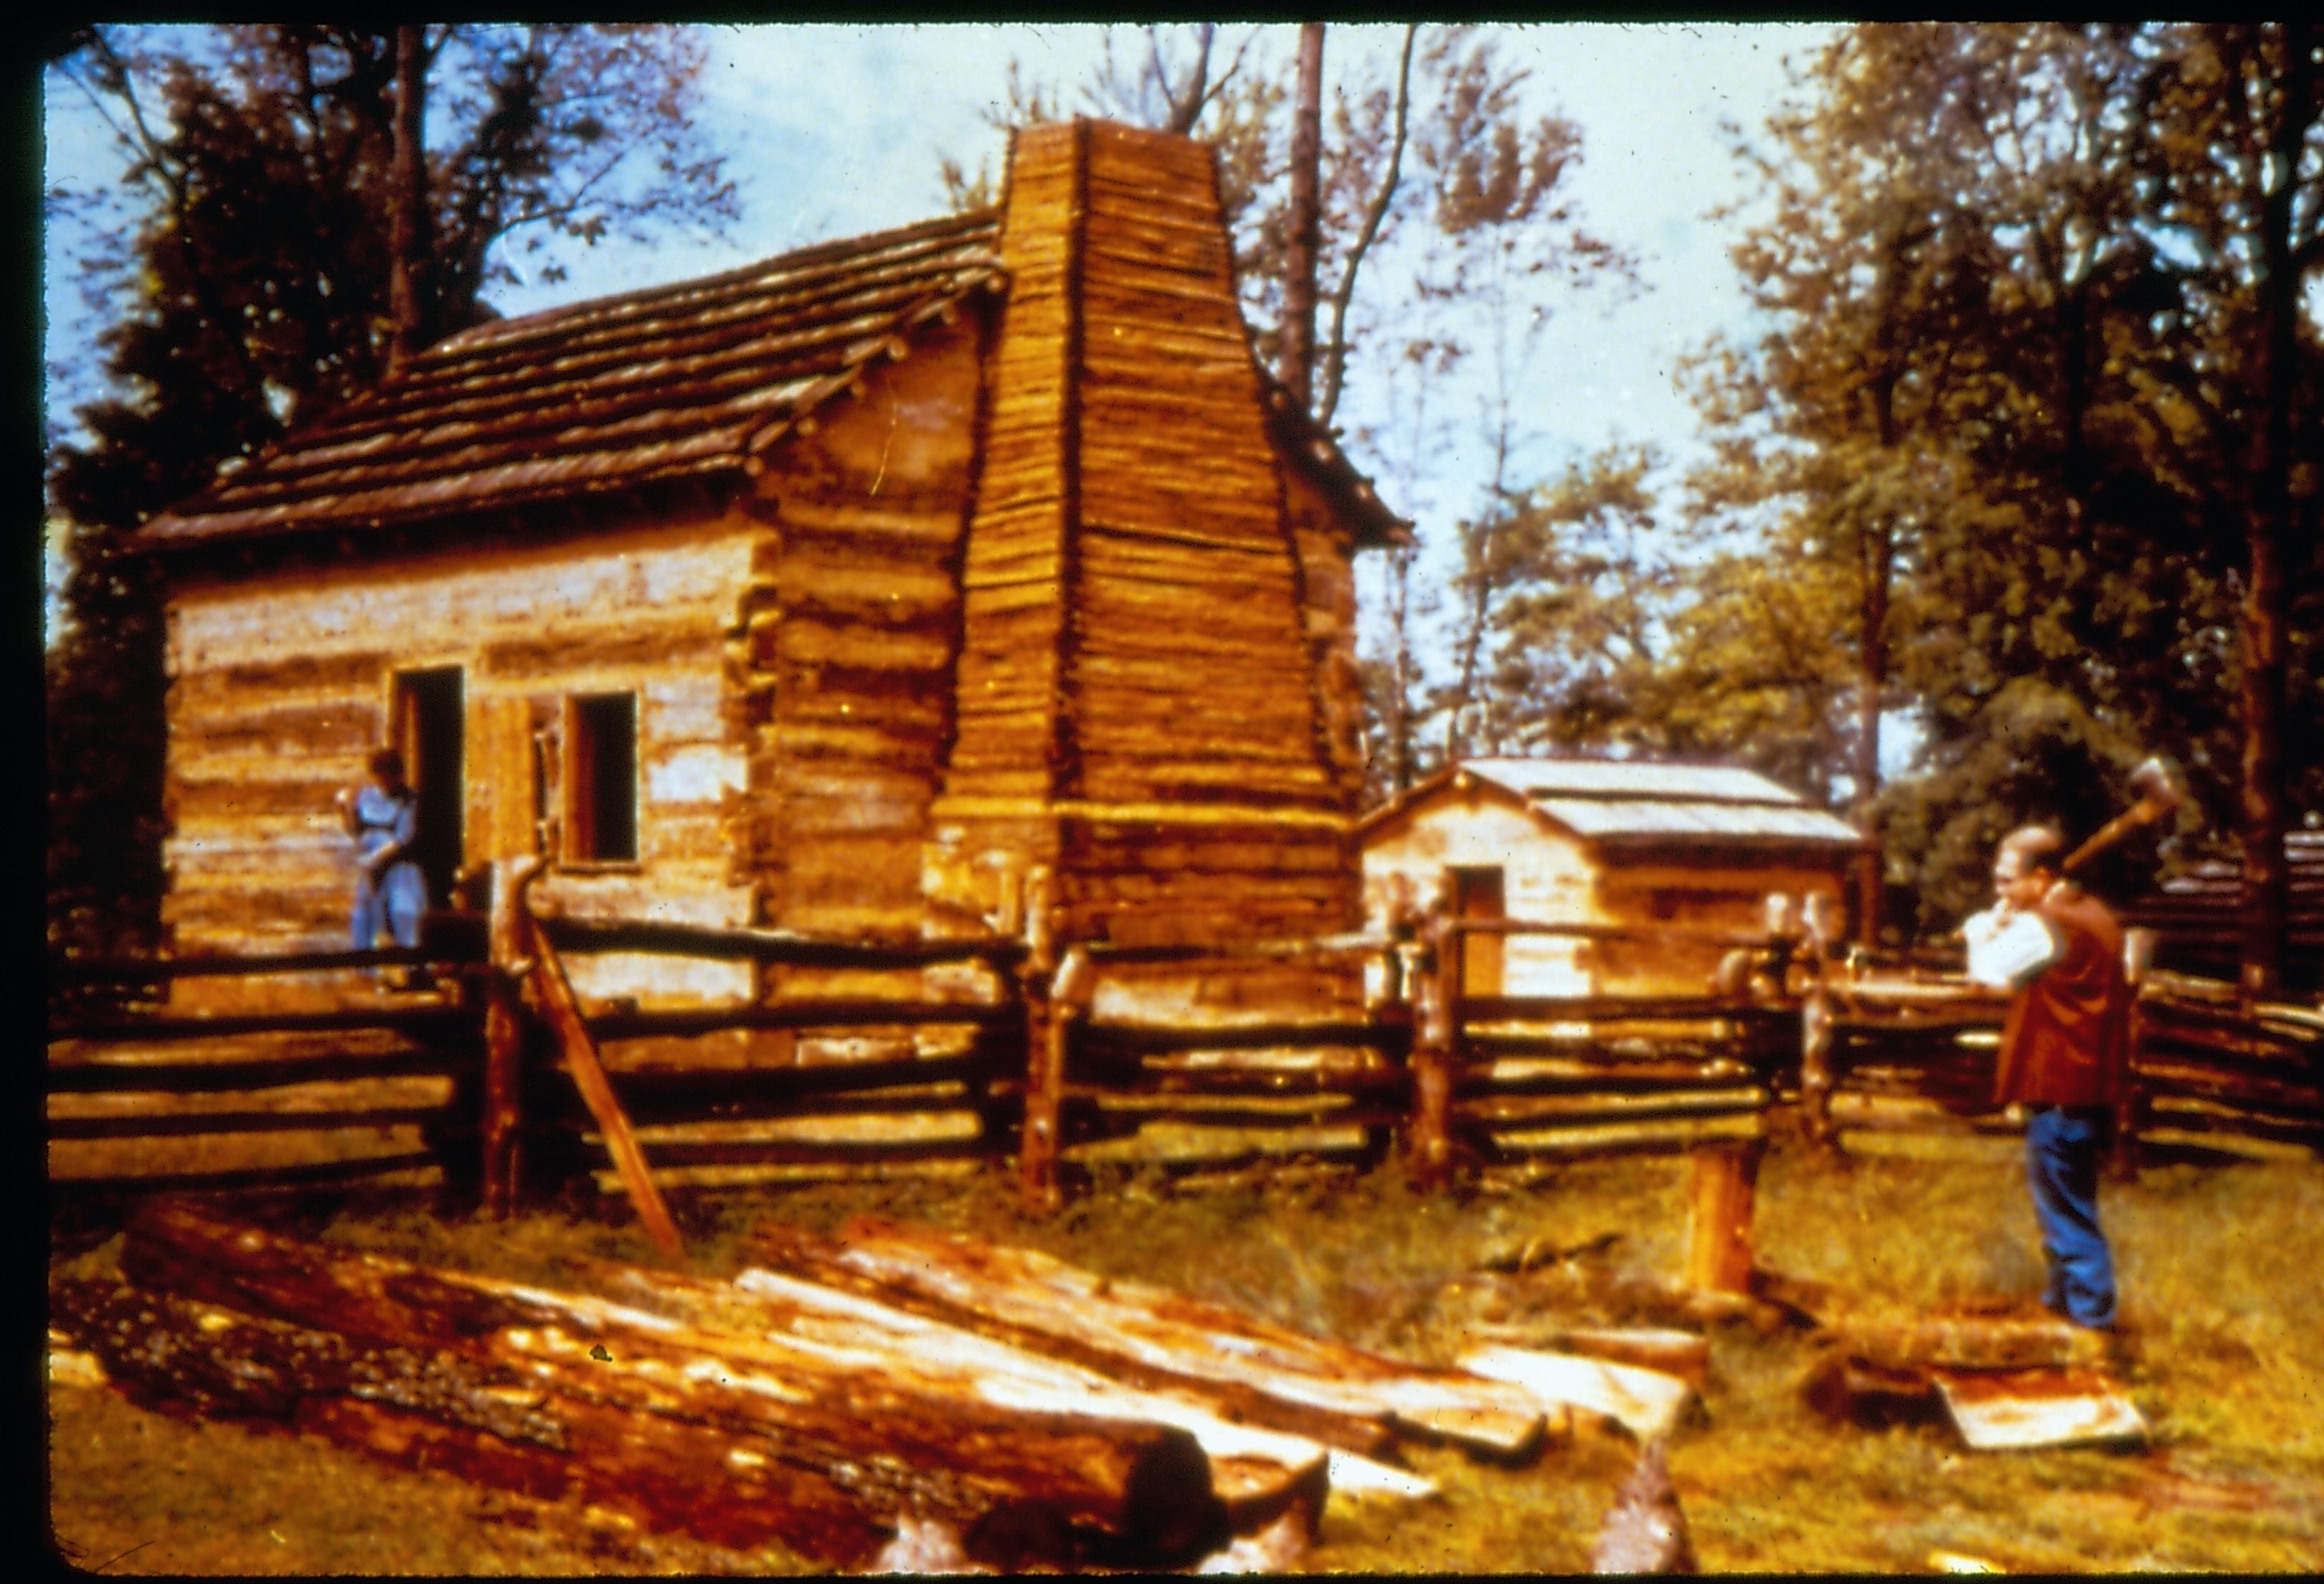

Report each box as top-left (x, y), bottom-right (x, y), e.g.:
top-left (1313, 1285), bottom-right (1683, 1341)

top-left (2127, 756), bottom-right (2186, 818)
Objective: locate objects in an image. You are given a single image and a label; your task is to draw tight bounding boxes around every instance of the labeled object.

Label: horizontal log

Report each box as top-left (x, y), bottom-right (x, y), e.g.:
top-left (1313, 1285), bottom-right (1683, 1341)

top-left (118, 1202), bottom-right (1227, 1568)
top-left (1071, 1064), bottom-right (1408, 1100)
top-left (586, 1000), bottom-right (1016, 1042)
top-left (1461, 994), bottom-right (1787, 1025)
top-left (47, 1042), bottom-right (462, 1093)
top-left (580, 1134), bottom-right (1000, 1170)
top-left (49, 943), bottom-right (453, 985)
top-left (745, 1216), bottom-right (1549, 1460)
top-left (47, 1149), bottom-right (445, 1192)
top-left (540, 914), bottom-right (1024, 971)
top-left (603, 1050), bottom-right (1006, 1108)
top-left (2132, 1060), bottom-right (2320, 1113)
top-left (1080, 1019), bottom-right (1392, 1056)
top-left (1458, 1059), bottom-right (1764, 1097)
top-left (1460, 1088), bottom-right (1767, 1127)
top-left (47, 1102), bottom-right (453, 1141)
top-left (52, 1004), bottom-right (478, 1044)
top-left (1069, 1096), bottom-right (1402, 1133)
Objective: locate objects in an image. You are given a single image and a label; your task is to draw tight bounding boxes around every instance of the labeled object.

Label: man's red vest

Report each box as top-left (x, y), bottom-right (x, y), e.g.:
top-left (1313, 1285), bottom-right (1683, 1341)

top-left (1991, 886), bottom-right (2131, 1108)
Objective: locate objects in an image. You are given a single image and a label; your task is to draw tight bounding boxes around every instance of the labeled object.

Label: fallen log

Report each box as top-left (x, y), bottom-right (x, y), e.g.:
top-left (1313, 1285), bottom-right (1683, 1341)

top-left (582, 1258), bottom-right (1371, 1527)
top-left (745, 1215), bottom-right (1551, 1460)
top-left (115, 1202), bottom-right (1224, 1568)
top-left (51, 1277), bottom-right (894, 1565)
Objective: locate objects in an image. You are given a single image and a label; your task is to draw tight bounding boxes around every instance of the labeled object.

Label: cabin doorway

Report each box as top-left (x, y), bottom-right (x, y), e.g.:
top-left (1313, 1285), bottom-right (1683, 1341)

top-left (1447, 864), bottom-right (1506, 998)
top-left (392, 667), bottom-right (466, 910)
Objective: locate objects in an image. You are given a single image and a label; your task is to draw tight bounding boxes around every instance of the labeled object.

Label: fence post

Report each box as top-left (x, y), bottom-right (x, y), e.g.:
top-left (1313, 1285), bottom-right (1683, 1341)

top-left (1685, 1137), bottom-right (1765, 1293)
top-left (1019, 942), bottom-right (1086, 1216)
top-left (2112, 926), bottom-right (2155, 1182)
top-left (1407, 916), bottom-right (1459, 1189)
top-left (481, 854), bottom-right (542, 1218)
top-left (1799, 963), bottom-right (1835, 1149)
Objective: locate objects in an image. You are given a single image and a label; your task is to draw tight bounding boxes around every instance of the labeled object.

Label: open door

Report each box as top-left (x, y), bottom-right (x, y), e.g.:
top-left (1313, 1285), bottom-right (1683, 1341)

top-left (392, 667), bottom-right (466, 910)
top-left (1447, 865), bottom-right (1506, 999)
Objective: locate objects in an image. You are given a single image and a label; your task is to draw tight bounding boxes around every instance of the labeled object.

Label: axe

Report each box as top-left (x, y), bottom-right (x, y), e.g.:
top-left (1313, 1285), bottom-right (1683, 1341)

top-left (2060, 757), bottom-right (2186, 877)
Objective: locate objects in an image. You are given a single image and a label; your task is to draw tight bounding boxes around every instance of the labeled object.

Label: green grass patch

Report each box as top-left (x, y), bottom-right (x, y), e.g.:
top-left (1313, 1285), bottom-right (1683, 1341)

top-left (47, 1142), bottom-right (2324, 1573)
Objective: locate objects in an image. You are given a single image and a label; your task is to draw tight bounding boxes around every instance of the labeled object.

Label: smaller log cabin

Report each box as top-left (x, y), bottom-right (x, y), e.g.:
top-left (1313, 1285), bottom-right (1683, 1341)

top-left (1359, 758), bottom-right (1869, 996)
top-left (136, 121), bottom-right (1404, 1015)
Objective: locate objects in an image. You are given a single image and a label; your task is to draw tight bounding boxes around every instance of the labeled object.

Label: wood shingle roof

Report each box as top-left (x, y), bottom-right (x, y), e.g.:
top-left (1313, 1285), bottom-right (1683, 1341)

top-left (141, 209), bottom-right (1008, 544)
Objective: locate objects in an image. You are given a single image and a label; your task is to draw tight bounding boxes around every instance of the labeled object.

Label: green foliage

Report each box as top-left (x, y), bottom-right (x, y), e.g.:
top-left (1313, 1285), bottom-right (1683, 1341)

top-left (1675, 23), bottom-right (2323, 933)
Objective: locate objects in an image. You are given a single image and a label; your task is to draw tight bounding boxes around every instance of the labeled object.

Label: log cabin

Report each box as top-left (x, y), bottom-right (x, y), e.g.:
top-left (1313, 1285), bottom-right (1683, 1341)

top-left (1358, 758), bottom-right (1869, 996)
top-left (136, 121), bottom-right (1404, 1015)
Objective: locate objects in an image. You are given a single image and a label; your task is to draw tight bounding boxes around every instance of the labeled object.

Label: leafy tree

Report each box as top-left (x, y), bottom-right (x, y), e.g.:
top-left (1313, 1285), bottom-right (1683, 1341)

top-left (1683, 23), bottom-right (2322, 956)
top-left (44, 24), bottom-right (735, 957)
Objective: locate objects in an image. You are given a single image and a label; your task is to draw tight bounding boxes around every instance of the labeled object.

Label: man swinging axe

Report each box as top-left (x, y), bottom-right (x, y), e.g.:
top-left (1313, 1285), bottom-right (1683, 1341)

top-left (1960, 759), bottom-right (2182, 1332)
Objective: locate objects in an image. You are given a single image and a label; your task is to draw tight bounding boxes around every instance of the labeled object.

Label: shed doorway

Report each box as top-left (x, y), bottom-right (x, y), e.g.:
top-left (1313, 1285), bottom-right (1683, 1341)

top-left (1447, 864), bottom-right (1506, 998)
top-left (392, 667), bottom-right (466, 910)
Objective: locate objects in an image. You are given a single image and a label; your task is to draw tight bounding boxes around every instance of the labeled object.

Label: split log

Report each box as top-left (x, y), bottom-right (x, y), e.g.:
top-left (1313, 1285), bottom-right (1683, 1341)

top-left (1455, 1344), bottom-right (1694, 1443)
top-left (115, 1202), bottom-right (1224, 1568)
top-left (1478, 1325), bottom-right (1709, 1388)
top-left (745, 1215), bottom-right (1550, 1460)
top-left (593, 1258), bottom-right (1432, 1517)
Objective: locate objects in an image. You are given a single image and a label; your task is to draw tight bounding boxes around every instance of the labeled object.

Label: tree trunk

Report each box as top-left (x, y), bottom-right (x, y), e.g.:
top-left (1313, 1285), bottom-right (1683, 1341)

top-left (111, 1202), bottom-right (1225, 1568)
top-left (2234, 22), bottom-right (2311, 996)
top-left (387, 24), bottom-right (430, 374)
top-left (1280, 22), bottom-right (1326, 410)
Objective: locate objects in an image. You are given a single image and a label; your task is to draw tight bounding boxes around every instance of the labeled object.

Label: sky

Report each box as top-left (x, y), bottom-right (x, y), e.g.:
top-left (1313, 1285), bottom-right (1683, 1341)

top-left (41, 22), bottom-right (1841, 651)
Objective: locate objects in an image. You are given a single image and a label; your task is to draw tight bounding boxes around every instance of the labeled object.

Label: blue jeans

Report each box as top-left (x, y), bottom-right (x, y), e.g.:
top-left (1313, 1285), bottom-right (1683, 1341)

top-left (352, 861), bottom-right (427, 951)
top-left (2026, 1106), bottom-right (2116, 1329)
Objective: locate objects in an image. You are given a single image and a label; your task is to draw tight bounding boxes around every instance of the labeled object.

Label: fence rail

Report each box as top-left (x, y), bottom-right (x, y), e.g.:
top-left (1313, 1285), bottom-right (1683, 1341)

top-left (46, 895), bottom-right (2323, 1209)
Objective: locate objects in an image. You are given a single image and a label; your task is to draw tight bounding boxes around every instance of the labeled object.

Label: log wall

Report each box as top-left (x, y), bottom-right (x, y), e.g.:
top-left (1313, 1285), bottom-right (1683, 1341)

top-left (736, 319), bottom-right (983, 958)
top-left (161, 517), bottom-right (767, 1011)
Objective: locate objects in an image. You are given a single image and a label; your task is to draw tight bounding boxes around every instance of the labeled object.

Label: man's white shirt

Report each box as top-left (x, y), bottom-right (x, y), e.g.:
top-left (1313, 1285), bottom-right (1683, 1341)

top-left (1962, 905), bottom-right (2061, 990)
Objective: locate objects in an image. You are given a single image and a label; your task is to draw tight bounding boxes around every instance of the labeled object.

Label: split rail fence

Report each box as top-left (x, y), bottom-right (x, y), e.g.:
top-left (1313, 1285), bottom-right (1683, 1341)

top-left (47, 899), bottom-right (2323, 1208)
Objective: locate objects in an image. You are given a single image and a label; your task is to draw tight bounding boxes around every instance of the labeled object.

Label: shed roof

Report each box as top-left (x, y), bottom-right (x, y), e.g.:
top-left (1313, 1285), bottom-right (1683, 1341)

top-left (141, 184), bottom-right (1407, 551)
top-left (1361, 756), bottom-right (1869, 851)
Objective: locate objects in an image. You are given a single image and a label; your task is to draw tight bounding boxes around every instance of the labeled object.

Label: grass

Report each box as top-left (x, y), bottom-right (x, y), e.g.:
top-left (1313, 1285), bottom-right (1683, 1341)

top-left (46, 1138), bottom-right (2324, 1574)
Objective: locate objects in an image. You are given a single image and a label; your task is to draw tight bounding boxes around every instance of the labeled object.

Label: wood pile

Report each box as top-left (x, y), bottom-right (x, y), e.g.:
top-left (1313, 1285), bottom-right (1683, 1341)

top-left (55, 1202), bottom-right (1690, 1571)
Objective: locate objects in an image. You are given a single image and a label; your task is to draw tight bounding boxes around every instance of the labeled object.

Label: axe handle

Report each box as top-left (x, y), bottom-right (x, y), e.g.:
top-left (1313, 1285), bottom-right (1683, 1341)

top-left (2061, 797), bottom-right (2167, 876)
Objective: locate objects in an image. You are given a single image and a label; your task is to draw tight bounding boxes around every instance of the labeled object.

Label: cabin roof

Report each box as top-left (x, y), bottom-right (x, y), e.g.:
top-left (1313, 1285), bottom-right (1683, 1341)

top-left (141, 210), bottom-right (1007, 545)
top-left (1361, 756), bottom-right (1870, 851)
top-left (141, 187), bottom-right (1407, 551)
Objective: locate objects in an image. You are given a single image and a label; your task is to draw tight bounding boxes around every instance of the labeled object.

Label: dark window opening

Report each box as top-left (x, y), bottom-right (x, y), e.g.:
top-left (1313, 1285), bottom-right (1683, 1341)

top-left (392, 667), bottom-right (465, 907)
top-left (567, 693), bottom-right (638, 863)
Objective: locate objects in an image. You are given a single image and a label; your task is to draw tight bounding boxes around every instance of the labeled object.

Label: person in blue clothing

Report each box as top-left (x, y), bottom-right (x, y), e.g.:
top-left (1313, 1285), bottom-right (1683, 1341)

top-left (340, 748), bottom-right (428, 953)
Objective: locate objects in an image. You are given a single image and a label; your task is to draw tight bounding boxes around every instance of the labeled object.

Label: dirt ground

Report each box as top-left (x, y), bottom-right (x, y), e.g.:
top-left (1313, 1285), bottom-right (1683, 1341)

top-left (44, 1135), bottom-right (2324, 1574)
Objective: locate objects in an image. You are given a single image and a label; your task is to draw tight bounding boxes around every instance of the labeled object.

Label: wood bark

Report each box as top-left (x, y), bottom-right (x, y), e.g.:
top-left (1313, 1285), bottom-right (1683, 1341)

top-left (110, 1202), bottom-right (1226, 1568)
top-left (744, 1214), bottom-right (1547, 1459)
top-left (1683, 1138), bottom-right (1762, 1294)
